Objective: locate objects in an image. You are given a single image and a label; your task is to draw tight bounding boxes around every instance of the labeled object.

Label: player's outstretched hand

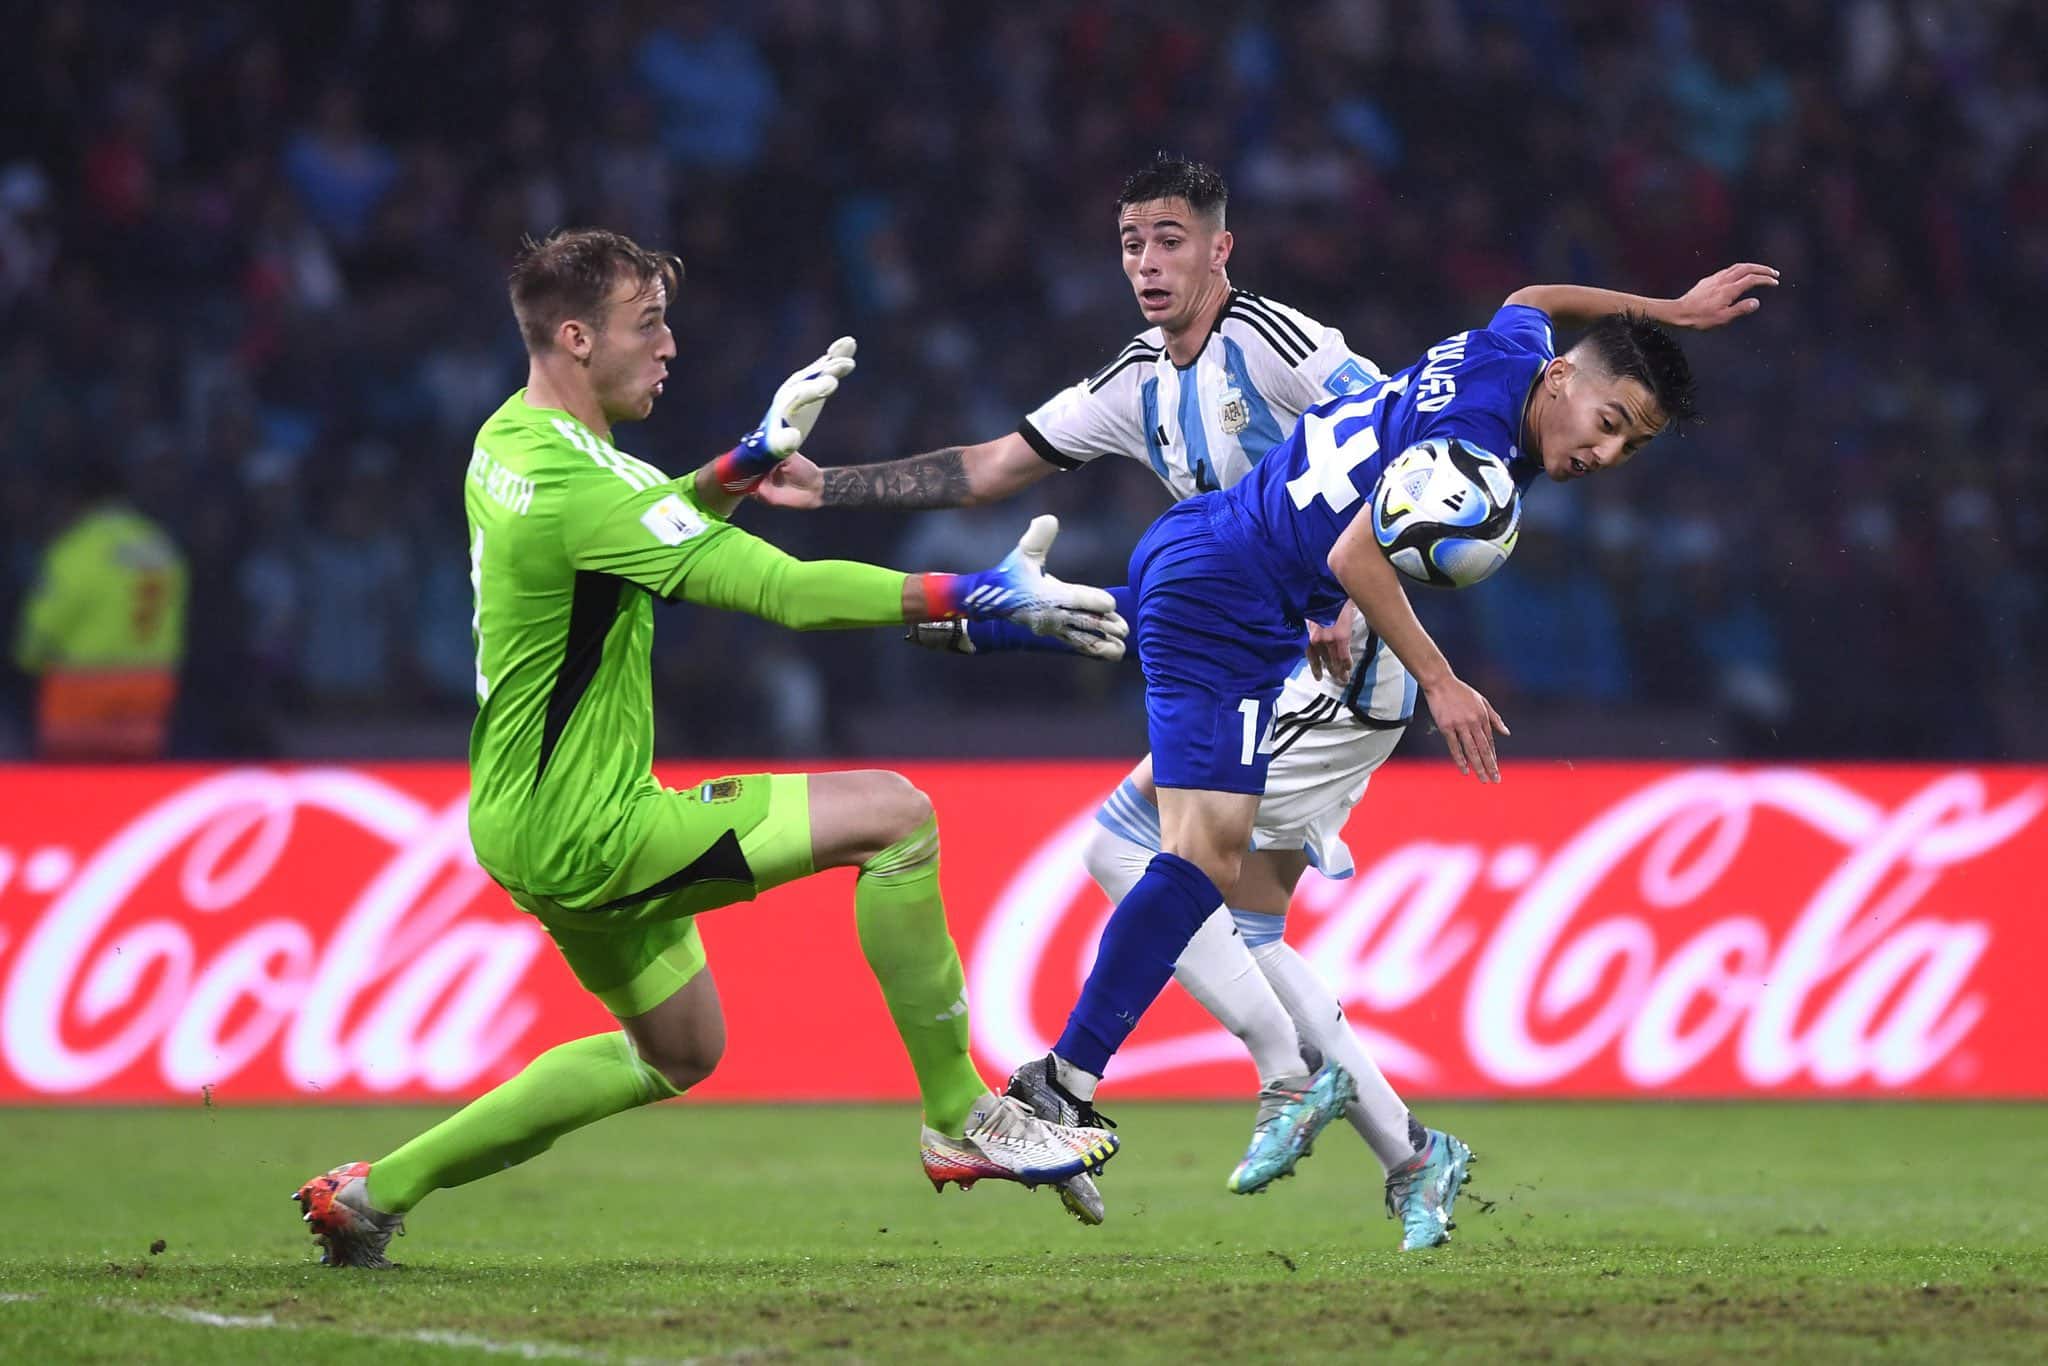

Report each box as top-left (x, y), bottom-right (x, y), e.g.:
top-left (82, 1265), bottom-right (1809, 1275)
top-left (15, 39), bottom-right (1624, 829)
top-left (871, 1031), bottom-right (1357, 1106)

top-left (1421, 674), bottom-right (1510, 783)
top-left (904, 615), bottom-right (1126, 662)
top-left (929, 516), bottom-right (1128, 644)
top-left (1033, 611), bottom-right (1127, 660)
top-left (757, 453), bottom-right (823, 508)
top-left (714, 338), bottom-right (857, 493)
top-left (906, 620), bottom-right (976, 654)
top-left (1671, 263), bottom-right (1779, 330)
top-left (1306, 601), bottom-right (1356, 684)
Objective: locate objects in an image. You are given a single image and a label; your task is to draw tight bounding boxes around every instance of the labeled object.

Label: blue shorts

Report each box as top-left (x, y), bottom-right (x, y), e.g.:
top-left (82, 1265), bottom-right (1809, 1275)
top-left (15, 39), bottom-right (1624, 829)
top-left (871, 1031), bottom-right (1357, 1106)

top-left (1130, 498), bottom-right (1307, 795)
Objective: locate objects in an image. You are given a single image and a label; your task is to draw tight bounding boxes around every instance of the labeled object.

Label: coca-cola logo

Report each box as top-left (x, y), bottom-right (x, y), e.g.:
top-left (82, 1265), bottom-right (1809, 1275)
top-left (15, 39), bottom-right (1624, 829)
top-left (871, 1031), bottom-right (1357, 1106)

top-left (967, 768), bottom-right (2045, 1093)
top-left (0, 770), bottom-right (546, 1096)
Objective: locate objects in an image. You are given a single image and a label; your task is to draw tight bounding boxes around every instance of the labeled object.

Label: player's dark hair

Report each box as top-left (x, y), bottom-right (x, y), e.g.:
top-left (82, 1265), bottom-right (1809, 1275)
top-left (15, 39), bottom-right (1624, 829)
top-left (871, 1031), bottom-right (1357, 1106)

top-left (1118, 153), bottom-right (1228, 227)
top-left (508, 228), bottom-right (683, 353)
top-left (1576, 312), bottom-right (1698, 431)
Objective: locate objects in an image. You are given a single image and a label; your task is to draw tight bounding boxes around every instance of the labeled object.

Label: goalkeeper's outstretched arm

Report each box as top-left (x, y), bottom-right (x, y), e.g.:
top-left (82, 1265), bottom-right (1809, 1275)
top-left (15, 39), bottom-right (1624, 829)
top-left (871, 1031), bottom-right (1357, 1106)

top-left (673, 514), bottom-right (1126, 646)
top-left (670, 526), bottom-right (927, 630)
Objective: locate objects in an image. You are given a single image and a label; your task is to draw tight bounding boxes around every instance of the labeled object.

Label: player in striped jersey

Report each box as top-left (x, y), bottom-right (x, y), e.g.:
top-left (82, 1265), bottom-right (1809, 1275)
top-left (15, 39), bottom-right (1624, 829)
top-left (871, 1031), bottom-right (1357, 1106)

top-left (757, 157), bottom-right (1456, 1239)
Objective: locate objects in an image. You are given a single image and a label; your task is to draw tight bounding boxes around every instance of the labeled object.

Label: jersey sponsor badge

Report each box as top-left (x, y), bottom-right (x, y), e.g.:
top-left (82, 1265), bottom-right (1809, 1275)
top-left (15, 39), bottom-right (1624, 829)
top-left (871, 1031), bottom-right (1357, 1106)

top-left (1218, 386), bottom-right (1250, 436)
top-left (640, 494), bottom-right (708, 546)
top-left (698, 778), bottom-right (744, 804)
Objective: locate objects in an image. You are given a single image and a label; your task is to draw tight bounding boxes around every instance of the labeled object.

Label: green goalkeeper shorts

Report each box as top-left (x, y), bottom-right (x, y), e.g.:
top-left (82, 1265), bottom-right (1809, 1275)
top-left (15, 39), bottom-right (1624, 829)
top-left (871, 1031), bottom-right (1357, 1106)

top-left (509, 773), bottom-right (815, 1018)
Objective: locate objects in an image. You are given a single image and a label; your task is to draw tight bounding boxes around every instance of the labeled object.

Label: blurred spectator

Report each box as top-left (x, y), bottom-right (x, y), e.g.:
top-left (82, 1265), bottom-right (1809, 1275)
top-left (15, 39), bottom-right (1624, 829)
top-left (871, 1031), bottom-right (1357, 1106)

top-left (634, 3), bottom-right (778, 170)
top-left (10, 459), bottom-right (187, 759)
top-left (0, 164), bottom-right (57, 306)
top-left (282, 86), bottom-right (398, 246)
top-left (1470, 509), bottom-right (1631, 707)
top-left (1666, 22), bottom-right (1792, 177)
top-left (295, 447), bottom-right (413, 711)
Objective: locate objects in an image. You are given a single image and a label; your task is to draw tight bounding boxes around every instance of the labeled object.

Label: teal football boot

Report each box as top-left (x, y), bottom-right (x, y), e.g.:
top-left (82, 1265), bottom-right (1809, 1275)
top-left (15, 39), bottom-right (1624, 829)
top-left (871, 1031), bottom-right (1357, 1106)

top-left (1384, 1128), bottom-right (1475, 1250)
top-left (1227, 1051), bottom-right (1357, 1194)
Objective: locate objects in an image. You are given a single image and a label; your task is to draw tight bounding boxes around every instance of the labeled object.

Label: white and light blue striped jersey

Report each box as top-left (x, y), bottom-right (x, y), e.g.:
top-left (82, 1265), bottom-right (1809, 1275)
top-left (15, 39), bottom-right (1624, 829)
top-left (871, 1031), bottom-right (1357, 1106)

top-left (1019, 289), bottom-right (1381, 501)
top-left (1018, 288), bottom-right (1414, 724)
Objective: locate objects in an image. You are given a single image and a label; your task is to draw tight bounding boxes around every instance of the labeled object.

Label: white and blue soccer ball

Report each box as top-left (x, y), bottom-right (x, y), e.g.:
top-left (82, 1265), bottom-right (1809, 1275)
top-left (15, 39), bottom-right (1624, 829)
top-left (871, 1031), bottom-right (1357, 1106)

top-left (1371, 437), bottom-right (1521, 588)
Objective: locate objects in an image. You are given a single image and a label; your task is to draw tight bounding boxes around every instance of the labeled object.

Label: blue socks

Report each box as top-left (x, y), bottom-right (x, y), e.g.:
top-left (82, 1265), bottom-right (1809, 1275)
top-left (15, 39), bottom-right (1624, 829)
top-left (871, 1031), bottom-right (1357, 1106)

top-left (1053, 851), bottom-right (1222, 1077)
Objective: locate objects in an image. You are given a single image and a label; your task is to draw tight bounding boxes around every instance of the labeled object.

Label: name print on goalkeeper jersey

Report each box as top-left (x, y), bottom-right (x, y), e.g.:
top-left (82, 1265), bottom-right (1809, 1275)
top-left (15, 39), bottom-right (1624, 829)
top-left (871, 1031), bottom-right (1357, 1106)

top-left (1226, 303), bottom-right (1558, 626)
top-left (1019, 289), bottom-right (1383, 500)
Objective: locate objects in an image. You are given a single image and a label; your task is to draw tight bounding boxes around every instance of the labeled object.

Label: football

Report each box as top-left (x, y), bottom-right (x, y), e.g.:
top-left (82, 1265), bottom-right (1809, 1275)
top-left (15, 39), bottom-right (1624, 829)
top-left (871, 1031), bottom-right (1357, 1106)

top-left (1371, 437), bottom-right (1522, 588)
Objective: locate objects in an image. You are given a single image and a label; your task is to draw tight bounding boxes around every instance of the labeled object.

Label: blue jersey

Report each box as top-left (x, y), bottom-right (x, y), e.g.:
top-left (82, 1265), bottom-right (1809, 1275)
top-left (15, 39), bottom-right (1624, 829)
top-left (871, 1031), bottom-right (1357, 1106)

top-left (1225, 304), bottom-right (1555, 622)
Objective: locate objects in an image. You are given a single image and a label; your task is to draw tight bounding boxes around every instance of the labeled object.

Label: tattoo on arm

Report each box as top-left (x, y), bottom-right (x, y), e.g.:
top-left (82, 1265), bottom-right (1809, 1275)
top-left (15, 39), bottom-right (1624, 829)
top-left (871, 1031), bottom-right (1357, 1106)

top-left (820, 447), bottom-right (971, 509)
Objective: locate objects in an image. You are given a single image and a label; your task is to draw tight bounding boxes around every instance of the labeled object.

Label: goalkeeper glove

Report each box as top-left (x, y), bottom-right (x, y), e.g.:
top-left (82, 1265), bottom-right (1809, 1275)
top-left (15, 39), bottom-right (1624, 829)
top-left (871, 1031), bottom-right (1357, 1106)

top-left (712, 336), bottom-right (858, 493)
top-left (918, 515), bottom-right (1128, 644)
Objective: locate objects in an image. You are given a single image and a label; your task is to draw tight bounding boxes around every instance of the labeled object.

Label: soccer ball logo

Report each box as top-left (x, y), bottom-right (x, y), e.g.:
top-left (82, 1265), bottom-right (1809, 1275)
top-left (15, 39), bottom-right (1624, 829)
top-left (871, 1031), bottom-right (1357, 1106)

top-left (1371, 438), bottom-right (1521, 588)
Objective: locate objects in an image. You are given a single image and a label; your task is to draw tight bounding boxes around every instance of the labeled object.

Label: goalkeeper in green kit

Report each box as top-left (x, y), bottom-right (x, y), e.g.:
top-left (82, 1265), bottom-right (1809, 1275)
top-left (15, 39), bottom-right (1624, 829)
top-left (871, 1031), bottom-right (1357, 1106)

top-left (292, 229), bottom-right (1125, 1267)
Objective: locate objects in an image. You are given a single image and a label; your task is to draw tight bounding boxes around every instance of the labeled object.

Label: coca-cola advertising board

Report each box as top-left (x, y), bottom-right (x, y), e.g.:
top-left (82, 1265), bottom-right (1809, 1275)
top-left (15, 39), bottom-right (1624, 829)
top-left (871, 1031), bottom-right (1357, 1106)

top-left (1, 761), bottom-right (2042, 1103)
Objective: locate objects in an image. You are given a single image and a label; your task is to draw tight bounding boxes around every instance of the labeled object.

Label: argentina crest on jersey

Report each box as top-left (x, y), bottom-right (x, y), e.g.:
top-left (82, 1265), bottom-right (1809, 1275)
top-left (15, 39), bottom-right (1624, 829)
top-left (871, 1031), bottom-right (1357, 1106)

top-left (1217, 385), bottom-right (1250, 436)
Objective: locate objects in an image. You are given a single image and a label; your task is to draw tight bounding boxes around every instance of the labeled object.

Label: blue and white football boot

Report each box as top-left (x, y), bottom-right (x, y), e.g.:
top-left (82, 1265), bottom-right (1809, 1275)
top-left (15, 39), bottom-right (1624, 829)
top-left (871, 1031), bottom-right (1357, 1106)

top-left (1383, 1127), bottom-right (1476, 1251)
top-left (1227, 1049), bottom-right (1357, 1194)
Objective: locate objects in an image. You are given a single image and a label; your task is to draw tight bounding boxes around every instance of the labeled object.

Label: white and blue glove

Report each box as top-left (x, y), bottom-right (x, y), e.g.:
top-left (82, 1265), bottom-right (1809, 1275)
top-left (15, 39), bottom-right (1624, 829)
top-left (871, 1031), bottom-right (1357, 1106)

top-left (920, 515), bottom-right (1128, 655)
top-left (713, 336), bottom-right (858, 493)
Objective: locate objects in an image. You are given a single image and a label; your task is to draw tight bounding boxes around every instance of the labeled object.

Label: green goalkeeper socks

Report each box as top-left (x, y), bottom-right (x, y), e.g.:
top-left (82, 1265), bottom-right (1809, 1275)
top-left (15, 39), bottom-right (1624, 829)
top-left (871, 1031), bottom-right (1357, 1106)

top-left (366, 1031), bottom-right (678, 1215)
top-left (854, 817), bottom-right (986, 1138)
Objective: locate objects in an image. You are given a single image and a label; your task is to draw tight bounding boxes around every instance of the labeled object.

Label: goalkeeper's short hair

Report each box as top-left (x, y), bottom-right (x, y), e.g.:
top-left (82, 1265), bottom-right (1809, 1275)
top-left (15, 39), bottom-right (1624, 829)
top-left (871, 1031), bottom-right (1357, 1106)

top-left (509, 228), bottom-right (684, 353)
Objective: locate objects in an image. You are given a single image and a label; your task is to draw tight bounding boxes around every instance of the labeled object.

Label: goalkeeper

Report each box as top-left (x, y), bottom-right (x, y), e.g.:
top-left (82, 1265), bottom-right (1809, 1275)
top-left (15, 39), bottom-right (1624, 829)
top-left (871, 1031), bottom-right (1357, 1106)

top-left (292, 228), bottom-right (1123, 1268)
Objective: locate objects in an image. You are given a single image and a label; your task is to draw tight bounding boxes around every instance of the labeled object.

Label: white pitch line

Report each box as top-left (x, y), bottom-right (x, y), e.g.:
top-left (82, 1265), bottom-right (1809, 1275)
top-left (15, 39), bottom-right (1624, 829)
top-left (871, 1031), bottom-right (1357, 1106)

top-left (155, 1306), bottom-right (280, 1329)
top-left (0, 1293), bottom-right (45, 1303)
top-left (97, 1299), bottom-right (723, 1364)
top-left (397, 1327), bottom-right (613, 1361)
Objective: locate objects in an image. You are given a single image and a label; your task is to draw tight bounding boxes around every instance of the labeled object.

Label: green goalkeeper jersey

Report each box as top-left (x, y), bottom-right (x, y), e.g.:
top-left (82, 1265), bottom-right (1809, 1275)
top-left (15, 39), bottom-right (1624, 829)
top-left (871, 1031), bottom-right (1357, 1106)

top-left (463, 391), bottom-right (907, 900)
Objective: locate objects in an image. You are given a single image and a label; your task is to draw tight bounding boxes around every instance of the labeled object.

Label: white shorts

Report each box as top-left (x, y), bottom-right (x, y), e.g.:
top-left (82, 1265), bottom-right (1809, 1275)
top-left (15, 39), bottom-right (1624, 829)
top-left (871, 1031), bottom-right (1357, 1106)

top-left (1249, 664), bottom-right (1405, 878)
top-left (1094, 663), bottom-right (1407, 881)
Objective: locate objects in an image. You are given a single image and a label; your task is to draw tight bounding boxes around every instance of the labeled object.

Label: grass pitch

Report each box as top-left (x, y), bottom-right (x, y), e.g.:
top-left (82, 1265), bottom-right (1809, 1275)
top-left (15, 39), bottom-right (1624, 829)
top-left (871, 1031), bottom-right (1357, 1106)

top-left (0, 1101), bottom-right (2042, 1363)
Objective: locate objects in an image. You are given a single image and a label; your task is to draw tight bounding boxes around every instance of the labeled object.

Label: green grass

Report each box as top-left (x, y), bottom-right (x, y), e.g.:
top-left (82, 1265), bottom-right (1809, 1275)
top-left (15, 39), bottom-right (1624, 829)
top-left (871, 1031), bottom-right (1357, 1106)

top-left (0, 1102), bottom-right (2042, 1363)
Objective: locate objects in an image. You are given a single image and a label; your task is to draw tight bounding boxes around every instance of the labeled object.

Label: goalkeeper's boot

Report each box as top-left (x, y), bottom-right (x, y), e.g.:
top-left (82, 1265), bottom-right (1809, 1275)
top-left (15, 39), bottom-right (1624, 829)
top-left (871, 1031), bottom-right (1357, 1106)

top-left (1227, 1048), bottom-right (1357, 1195)
top-left (921, 1092), bottom-right (1118, 1193)
top-left (1384, 1127), bottom-right (1476, 1251)
top-left (292, 1161), bottom-right (404, 1268)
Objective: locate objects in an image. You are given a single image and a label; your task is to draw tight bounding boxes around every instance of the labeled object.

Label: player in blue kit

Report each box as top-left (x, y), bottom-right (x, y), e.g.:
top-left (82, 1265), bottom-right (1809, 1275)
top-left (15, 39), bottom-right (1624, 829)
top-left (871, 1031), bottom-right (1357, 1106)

top-left (1000, 262), bottom-right (1776, 1234)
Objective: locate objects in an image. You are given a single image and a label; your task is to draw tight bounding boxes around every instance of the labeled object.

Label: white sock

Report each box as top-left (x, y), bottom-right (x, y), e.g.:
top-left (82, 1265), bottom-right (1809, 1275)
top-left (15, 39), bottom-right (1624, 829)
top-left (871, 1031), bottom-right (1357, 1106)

top-left (1083, 796), bottom-right (1305, 1086)
top-left (1174, 909), bottom-right (1307, 1085)
top-left (1242, 921), bottom-right (1420, 1173)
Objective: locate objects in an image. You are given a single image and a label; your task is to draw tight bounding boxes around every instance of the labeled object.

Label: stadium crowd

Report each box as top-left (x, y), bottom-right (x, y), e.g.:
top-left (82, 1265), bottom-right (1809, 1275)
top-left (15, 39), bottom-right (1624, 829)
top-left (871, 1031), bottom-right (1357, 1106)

top-left (2, 0), bottom-right (2042, 760)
